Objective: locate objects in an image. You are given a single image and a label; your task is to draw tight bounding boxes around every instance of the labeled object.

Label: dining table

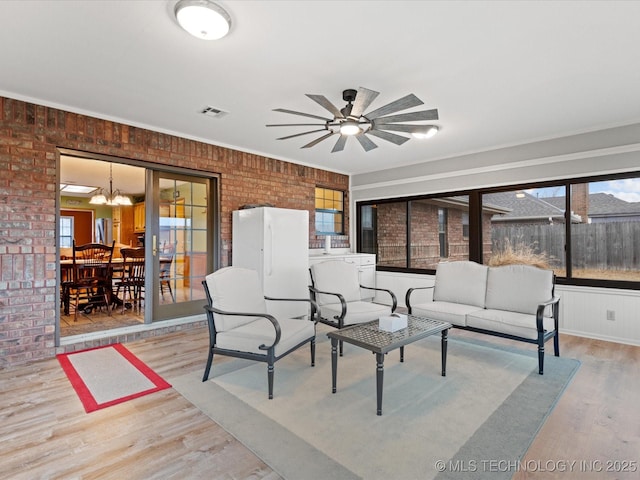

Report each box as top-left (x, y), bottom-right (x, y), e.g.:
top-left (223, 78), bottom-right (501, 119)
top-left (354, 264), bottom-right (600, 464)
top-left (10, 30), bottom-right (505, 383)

top-left (60, 257), bottom-right (126, 314)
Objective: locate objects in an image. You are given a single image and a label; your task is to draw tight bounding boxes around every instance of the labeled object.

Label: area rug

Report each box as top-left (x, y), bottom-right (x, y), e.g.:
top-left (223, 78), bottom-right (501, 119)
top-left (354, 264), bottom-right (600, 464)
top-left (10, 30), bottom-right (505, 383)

top-left (57, 343), bottom-right (171, 413)
top-left (171, 331), bottom-right (579, 480)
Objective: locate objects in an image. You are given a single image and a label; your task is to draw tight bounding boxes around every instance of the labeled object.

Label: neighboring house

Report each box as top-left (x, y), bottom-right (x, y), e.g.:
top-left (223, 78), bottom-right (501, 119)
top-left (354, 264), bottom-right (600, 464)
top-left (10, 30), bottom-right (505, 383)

top-left (372, 196), bottom-right (506, 269)
top-left (484, 190), bottom-right (581, 225)
top-left (541, 192), bottom-right (640, 223)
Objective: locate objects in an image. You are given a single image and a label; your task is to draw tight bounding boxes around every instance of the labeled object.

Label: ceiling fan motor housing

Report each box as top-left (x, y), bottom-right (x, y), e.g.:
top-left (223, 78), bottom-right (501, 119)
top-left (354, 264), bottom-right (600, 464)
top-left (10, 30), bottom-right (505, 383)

top-left (342, 89), bottom-right (357, 103)
top-left (341, 89), bottom-right (358, 118)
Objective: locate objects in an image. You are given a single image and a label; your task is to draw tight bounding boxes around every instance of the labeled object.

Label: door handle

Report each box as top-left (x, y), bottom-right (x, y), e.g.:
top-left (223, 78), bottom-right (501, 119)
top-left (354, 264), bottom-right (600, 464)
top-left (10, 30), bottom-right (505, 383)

top-left (152, 235), bottom-right (157, 256)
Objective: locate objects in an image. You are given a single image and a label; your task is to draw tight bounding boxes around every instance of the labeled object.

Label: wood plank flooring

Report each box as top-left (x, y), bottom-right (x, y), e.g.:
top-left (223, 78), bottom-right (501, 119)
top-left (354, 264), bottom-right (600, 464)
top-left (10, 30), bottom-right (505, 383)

top-left (1, 327), bottom-right (638, 479)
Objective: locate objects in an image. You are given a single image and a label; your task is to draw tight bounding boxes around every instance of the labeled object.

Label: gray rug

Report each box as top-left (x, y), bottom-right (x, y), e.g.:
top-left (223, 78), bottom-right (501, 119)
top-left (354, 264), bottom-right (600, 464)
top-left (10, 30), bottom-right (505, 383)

top-left (171, 328), bottom-right (579, 480)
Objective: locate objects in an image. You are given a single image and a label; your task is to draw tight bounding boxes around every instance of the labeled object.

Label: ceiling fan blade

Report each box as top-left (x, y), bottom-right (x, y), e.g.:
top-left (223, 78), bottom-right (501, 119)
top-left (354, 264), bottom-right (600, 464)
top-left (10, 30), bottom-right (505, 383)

top-left (273, 108), bottom-right (331, 122)
top-left (266, 123), bottom-right (329, 127)
top-left (375, 123), bottom-right (434, 134)
top-left (364, 94), bottom-right (424, 120)
top-left (301, 131), bottom-right (336, 149)
top-left (367, 129), bottom-right (411, 146)
top-left (374, 109), bottom-right (439, 124)
top-left (276, 129), bottom-right (328, 140)
top-left (305, 94), bottom-right (345, 119)
top-left (350, 87), bottom-right (379, 118)
top-left (355, 134), bottom-right (378, 152)
top-left (331, 135), bottom-right (348, 153)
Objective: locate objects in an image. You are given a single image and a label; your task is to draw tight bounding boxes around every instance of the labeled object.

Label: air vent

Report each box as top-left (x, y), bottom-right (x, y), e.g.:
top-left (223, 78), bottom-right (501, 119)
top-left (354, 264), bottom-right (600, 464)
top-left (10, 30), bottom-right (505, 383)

top-left (200, 106), bottom-right (228, 118)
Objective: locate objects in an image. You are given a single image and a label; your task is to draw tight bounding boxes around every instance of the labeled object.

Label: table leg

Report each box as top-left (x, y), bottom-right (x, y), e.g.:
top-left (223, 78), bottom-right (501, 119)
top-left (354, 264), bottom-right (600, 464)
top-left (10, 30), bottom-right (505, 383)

top-left (441, 328), bottom-right (448, 376)
top-left (400, 345), bottom-right (404, 363)
top-left (376, 352), bottom-right (385, 416)
top-left (331, 338), bottom-right (338, 394)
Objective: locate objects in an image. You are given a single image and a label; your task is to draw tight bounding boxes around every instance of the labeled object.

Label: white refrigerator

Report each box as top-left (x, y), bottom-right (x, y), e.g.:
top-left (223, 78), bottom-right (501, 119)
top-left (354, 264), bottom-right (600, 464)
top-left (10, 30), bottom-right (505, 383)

top-left (232, 207), bottom-right (309, 318)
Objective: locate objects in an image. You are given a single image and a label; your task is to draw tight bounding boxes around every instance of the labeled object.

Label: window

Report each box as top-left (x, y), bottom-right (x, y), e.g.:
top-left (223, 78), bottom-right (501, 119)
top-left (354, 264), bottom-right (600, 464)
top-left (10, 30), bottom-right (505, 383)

top-left (438, 208), bottom-right (448, 258)
top-left (315, 187), bottom-right (344, 235)
top-left (358, 195), bottom-right (469, 270)
top-left (462, 212), bottom-right (469, 239)
top-left (569, 179), bottom-right (640, 282)
top-left (483, 188), bottom-right (566, 275)
top-left (60, 216), bottom-right (74, 248)
top-left (356, 171), bottom-right (640, 289)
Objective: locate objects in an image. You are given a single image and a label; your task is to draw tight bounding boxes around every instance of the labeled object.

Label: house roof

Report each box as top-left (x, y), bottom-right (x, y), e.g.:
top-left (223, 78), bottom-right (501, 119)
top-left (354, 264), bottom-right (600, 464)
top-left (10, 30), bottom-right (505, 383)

top-left (484, 191), bottom-right (579, 223)
top-left (541, 193), bottom-right (640, 217)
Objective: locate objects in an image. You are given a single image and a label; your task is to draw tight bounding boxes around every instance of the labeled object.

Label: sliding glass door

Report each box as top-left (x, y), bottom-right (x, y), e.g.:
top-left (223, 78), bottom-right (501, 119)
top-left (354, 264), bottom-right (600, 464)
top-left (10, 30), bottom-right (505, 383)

top-left (148, 171), bottom-right (214, 321)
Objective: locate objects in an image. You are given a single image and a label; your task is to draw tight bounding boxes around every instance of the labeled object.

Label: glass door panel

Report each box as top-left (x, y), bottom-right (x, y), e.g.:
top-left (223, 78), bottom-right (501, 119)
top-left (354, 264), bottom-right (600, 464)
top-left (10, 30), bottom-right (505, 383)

top-left (151, 172), bottom-right (212, 321)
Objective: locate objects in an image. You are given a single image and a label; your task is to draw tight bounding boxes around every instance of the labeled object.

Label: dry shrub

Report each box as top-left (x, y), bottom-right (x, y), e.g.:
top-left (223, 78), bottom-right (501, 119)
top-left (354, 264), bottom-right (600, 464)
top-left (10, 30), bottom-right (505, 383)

top-left (488, 238), bottom-right (551, 269)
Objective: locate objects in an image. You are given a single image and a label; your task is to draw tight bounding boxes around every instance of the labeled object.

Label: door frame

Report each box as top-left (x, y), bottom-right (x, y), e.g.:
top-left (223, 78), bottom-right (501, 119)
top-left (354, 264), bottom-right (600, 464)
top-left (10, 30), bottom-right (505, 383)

top-left (147, 169), bottom-right (217, 321)
top-left (56, 148), bottom-right (220, 345)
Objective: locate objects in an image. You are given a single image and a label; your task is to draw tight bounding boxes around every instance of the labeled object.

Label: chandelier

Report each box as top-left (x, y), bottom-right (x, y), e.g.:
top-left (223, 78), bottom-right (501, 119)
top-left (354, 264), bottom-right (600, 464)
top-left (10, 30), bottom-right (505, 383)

top-left (89, 163), bottom-right (132, 206)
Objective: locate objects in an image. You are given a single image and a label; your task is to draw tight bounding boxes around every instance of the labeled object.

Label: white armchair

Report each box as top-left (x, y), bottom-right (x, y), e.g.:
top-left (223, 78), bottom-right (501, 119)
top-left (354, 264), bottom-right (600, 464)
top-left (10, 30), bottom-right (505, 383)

top-left (309, 260), bottom-right (397, 354)
top-left (202, 267), bottom-right (317, 399)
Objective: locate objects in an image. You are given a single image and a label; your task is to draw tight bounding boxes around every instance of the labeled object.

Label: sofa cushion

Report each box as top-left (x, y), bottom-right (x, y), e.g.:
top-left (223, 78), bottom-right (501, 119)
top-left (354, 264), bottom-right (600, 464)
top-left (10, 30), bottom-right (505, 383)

top-left (411, 301), bottom-right (480, 327)
top-left (485, 264), bottom-right (553, 316)
top-left (205, 267), bottom-right (268, 332)
top-left (434, 261), bottom-right (488, 308)
top-left (310, 260), bottom-right (361, 306)
top-left (467, 308), bottom-right (556, 341)
top-left (320, 301), bottom-right (392, 326)
top-left (216, 317), bottom-right (315, 356)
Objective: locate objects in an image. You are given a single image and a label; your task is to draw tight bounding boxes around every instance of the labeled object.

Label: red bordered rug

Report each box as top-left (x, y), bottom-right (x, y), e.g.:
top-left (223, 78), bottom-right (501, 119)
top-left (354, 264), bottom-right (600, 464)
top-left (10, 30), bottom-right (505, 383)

top-left (57, 343), bottom-right (171, 413)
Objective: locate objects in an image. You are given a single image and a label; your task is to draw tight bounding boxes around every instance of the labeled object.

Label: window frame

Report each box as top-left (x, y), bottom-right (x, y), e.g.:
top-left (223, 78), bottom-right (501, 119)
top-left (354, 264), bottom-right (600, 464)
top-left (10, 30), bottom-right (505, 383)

top-left (356, 170), bottom-right (640, 290)
top-left (315, 186), bottom-right (345, 235)
top-left (59, 216), bottom-right (74, 248)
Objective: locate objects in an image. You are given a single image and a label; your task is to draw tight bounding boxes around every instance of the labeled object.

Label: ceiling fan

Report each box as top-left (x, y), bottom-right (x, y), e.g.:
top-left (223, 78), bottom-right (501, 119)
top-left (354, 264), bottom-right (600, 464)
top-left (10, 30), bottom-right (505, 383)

top-left (266, 87), bottom-right (439, 153)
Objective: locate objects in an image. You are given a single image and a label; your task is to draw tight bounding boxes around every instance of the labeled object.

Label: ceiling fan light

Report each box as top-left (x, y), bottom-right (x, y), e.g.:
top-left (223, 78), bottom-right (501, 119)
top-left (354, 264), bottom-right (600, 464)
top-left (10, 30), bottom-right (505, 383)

top-left (412, 125), bottom-right (439, 139)
top-left (175, 0), bottom-right (231, 40)
top-left (340, 121), bottom-right (361, 136)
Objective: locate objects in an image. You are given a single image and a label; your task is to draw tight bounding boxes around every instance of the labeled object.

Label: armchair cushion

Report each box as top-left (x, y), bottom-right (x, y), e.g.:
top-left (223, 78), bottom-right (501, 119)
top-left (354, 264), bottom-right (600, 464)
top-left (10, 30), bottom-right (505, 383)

top-left (319, 301), bottom-right (392, 326)
top-left (485, 264), bottom-right (553, 316)
top-left (217, 317), bottom-right (316, 356)
top-left (310, 260), bottom-right (361, 305)
top-left (205, 267), bottom-right (268, 332)
top-left (434, 261), bottom-right (488, 307)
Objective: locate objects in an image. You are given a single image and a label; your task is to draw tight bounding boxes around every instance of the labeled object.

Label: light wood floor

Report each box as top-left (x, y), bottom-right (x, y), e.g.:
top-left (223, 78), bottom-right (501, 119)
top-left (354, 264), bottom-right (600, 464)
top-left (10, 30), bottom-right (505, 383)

top-left (1, 328), bottom-right (638, 479)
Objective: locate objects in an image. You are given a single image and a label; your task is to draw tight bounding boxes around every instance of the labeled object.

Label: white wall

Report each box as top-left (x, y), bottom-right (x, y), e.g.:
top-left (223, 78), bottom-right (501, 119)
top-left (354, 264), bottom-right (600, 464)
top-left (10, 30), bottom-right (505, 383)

top-left (353, 122), bottom-right (640, 346)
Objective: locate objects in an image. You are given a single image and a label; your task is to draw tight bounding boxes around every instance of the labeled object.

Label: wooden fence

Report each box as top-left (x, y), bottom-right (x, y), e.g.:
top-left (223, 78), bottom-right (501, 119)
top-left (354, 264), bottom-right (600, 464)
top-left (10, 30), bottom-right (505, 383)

top-left (492, 222), bottom-right (640, 271)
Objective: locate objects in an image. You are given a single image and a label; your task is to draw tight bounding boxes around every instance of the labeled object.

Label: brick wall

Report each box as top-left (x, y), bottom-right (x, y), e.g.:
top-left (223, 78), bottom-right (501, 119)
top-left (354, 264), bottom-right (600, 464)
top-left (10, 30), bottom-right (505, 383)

top-left (571, 183), bottom-right (589, 223)
top-left (375, 200), bottom-right (495, 268)
top-left (0, 96), bottom-right (349, 366)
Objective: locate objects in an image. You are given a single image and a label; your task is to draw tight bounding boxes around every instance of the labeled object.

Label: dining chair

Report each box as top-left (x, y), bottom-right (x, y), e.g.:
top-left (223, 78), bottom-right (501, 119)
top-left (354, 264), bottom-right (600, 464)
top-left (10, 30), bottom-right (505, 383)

top-left (67, 241), bottom-right (115, 321)
top-left (159, 243), bottom-right (175, 302)
top-left (114, 247), bottom-right (145, 314)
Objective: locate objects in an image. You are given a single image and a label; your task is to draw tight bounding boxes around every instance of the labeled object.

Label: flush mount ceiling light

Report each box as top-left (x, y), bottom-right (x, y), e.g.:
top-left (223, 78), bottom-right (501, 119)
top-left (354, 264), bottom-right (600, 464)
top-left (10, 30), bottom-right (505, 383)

top-left (267, 87), bottom-right (440, 152)
top-left (174, 0), bottom-right (231, 40)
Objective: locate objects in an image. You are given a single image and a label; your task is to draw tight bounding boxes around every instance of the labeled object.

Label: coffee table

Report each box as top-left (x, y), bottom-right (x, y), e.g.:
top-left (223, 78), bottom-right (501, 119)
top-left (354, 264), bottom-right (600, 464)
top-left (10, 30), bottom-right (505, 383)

top-left (327, 315), bottom-right (452, 415)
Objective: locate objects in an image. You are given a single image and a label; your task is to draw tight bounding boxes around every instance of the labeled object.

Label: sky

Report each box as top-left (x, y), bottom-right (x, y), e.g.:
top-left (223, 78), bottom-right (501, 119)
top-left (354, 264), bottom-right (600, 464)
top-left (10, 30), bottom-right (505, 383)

top-left (528, 178), bottom-right (640, 203)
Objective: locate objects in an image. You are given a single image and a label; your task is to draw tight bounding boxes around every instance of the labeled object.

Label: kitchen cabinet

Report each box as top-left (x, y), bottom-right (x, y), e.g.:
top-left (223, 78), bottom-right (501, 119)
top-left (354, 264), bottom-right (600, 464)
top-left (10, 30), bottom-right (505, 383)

top-left (112, 205), bottom-right (135, 246)
top-left (133, 202), bottom-right (145, 233)
top-left (309, 253), bottom-right (376, 300)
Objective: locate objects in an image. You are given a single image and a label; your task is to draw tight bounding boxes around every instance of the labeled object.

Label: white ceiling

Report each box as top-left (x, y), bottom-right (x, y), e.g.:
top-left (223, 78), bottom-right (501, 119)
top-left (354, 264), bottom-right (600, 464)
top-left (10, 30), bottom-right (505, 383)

top-left (2, 1), bottom-right (640, 176)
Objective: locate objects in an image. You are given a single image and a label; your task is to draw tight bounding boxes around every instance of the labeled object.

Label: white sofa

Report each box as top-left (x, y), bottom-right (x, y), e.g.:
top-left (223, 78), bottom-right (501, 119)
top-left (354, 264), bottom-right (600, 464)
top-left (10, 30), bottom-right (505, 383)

top-left (405, 261), bottom-right (560, 374)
